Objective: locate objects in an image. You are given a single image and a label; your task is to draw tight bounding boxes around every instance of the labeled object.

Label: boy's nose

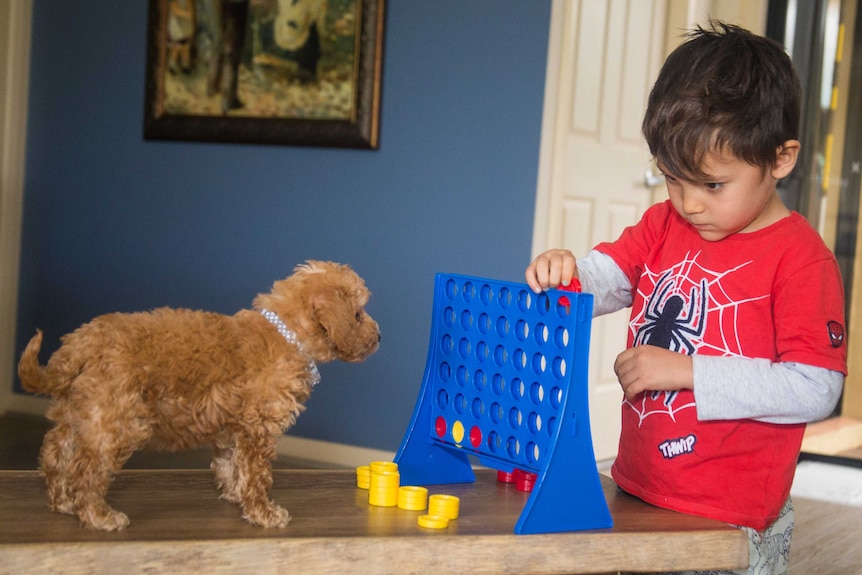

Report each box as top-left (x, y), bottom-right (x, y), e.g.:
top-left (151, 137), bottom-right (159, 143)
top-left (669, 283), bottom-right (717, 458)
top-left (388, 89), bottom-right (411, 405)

top-left (681, 188), bottom-right (704, 214)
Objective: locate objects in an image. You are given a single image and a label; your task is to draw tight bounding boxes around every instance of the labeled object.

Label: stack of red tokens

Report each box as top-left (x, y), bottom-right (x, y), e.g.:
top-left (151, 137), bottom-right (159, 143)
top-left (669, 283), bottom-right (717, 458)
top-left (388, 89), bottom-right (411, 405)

top-left (497, 468), bottom-right (538, 492)
top-left (513, 468), bottom-right (538, 492)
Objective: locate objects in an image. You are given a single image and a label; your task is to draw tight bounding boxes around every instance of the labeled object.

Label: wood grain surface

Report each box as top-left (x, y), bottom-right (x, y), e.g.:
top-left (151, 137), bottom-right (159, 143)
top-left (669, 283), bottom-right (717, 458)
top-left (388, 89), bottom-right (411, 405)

top-left (0, 468), bottom-right (747, 574)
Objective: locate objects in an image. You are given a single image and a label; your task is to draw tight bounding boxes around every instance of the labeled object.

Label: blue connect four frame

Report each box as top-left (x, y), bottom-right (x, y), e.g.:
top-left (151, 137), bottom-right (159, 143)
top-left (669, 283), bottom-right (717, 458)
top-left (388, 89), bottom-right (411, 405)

top-left (395, 273), bottom-right (612, 534)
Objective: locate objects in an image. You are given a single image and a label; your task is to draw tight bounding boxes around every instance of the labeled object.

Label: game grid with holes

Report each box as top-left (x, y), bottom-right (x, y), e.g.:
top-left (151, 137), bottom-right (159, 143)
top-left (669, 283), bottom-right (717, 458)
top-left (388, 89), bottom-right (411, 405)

top-left (395, 273), bottom-right (613, 534)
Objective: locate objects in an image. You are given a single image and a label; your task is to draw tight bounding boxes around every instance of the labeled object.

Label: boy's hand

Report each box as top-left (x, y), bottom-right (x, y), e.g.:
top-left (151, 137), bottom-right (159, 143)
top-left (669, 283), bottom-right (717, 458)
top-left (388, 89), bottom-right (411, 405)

top-left (525, 249), bottom-right (578, 293)
top-left (614, 345), bottom-right (694, 400)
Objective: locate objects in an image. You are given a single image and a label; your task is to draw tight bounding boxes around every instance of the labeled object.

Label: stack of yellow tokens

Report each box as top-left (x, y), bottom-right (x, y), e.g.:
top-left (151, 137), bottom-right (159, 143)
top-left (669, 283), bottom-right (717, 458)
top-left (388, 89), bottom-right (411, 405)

top-left (428, 494), bottom-right (460, 520)
top-left (397, 486), bottom-right (428, 511)
top-left (355, 465), bottom-right (371, 489)
top-left (368, 461), bottom-right (400, 507)
top-left (355, 461), bottom-right (461, 529)
top-left (418, 494), bottom-right (460, 529)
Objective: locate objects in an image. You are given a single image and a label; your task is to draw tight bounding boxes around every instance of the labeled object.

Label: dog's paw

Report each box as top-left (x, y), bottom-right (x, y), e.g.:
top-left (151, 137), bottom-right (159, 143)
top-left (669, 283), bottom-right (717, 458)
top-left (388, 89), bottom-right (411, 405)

top-left (47, 497), bottom-right (76, 516)
top-left (243, 503), bottom-right (291, 528)
top-left (81, 507), bottom-right (130, 531)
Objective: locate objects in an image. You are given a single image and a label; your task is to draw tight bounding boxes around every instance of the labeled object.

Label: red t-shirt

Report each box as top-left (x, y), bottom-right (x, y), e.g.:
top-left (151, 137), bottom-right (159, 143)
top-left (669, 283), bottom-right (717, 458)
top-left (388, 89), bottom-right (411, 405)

top-left (597, 201), bottom-right (847, 530)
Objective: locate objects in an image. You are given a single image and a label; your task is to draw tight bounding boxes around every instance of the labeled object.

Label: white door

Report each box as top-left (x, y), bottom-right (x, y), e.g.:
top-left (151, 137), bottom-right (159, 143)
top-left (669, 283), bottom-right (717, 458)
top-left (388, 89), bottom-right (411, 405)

top-left (532, 0), bottom-right (668, 461)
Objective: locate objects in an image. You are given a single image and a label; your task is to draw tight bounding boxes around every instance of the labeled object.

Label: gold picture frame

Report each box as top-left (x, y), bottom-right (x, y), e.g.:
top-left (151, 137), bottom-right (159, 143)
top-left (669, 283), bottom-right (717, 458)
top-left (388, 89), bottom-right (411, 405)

top-left (144, 0), bottom-right (385, 148)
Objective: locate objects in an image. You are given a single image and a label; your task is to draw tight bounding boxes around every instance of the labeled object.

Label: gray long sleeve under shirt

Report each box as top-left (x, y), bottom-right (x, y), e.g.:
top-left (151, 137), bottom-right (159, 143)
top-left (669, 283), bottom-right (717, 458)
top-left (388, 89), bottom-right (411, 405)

top-left (575, 250), bottom-right (843, 424)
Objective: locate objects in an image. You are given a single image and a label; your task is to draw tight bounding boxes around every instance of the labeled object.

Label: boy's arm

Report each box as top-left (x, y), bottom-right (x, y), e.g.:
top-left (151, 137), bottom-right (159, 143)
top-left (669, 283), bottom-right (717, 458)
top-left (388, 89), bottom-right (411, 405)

top-left (692, 356), bottom-right (843, 424)
top-left (575, 250), bottom-right (633, 316)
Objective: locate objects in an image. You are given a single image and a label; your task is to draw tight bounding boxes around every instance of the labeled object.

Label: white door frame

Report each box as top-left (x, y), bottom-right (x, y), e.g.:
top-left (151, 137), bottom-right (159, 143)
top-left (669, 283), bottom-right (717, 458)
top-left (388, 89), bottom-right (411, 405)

top-left (0, 0), bottom-right (43, 415)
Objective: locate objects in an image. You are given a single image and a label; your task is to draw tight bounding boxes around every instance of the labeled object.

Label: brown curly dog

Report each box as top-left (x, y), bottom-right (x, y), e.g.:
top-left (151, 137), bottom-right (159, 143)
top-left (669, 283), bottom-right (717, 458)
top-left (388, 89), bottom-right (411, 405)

top-left (18, 260), bottom-right (380, 531)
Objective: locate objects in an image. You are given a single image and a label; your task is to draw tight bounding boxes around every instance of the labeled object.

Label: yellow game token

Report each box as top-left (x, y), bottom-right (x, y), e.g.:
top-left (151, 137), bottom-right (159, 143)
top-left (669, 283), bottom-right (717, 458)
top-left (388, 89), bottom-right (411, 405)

top-left (397, 486), bottom-right (429, 511)
top-left (369, 461), bottom-right (398, 474)
top-left (428, 494), bottom-right (460, 520)
top-left (368, 469), bottom-right (400, 507)
top-left (356, 465), bottom-right (371, 489)
top-left (418, 514), bottom-right (450, 529)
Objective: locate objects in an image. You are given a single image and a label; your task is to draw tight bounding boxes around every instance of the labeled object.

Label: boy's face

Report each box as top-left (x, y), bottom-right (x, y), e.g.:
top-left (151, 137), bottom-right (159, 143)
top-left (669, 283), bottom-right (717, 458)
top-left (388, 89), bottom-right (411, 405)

top-left (659, 147), bottom-right (794, 242)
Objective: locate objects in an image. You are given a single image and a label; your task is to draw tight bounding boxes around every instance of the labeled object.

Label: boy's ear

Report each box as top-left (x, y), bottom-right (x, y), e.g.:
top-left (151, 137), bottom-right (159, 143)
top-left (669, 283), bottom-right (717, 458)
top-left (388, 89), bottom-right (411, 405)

top-left (772, 140), bottom-right (800, 179)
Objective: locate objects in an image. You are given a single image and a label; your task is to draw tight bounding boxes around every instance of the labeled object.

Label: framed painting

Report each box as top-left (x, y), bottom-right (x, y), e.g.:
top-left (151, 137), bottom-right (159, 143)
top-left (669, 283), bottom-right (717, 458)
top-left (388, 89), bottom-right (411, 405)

top-left (144, 0), bottom-right (385, 148)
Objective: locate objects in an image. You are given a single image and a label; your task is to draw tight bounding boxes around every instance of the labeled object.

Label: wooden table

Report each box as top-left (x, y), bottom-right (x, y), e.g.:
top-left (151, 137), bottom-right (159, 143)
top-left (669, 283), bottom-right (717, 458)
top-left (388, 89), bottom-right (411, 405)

top-left (0, 468), bottom-right (747, 574)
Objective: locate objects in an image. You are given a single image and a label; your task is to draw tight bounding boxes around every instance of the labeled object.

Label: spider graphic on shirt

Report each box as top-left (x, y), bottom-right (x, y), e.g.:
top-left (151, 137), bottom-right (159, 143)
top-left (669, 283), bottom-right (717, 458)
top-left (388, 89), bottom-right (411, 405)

top-left (633, 269), bottom-right (708, 354)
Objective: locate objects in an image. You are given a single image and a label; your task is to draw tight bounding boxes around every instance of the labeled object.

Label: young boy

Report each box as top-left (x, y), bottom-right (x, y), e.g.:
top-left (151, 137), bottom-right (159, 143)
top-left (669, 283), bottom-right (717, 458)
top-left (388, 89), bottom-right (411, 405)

top-left (525, 22), bottom-right (847, 575)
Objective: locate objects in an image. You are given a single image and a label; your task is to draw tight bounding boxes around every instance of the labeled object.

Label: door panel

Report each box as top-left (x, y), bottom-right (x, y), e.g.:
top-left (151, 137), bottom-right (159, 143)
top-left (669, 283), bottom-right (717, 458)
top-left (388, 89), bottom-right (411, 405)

top-left (535, 0), bottom-right (667, 460)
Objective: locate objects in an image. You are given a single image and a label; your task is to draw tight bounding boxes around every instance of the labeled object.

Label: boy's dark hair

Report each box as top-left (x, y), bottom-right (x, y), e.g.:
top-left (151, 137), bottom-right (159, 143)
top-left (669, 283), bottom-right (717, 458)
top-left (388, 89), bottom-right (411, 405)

top-left (642, 21), bottom-right (802, 180)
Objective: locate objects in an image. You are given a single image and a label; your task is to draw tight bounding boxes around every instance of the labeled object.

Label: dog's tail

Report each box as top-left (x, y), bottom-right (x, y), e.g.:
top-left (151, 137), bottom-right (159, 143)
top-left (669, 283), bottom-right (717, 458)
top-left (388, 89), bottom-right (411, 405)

top-left (17, 330), bottom-right (54, 395)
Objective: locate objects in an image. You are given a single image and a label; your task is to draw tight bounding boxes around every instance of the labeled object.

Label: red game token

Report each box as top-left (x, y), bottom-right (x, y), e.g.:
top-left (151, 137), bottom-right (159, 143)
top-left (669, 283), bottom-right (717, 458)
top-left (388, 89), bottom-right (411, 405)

top-left (497, 470), bottom-right (515, 483)
top-left (514, 468), bottom-right (538, 492)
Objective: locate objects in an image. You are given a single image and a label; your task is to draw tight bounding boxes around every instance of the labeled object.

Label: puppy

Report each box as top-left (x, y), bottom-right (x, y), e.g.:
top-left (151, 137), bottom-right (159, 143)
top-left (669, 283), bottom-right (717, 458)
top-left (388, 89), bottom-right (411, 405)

top-left (18, 260), bottom-right (380, 531)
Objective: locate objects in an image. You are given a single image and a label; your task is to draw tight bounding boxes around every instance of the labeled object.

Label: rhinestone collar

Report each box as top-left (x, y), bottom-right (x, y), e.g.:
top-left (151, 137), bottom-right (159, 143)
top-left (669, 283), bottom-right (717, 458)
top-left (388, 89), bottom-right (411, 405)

top-left (259, 309), bottom-right (321, 387)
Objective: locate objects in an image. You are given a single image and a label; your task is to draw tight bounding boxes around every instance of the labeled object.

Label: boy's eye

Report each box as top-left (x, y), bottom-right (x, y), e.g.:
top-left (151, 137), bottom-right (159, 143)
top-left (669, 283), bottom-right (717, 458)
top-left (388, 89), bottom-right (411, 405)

top-left (705, 182), bottom-right (723, 191)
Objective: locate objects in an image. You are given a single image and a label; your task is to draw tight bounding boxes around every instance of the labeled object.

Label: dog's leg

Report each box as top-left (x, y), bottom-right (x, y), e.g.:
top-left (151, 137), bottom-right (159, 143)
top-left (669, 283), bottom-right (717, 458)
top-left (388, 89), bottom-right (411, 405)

top-left (60, 396), bottom-right (151, 531)
top-left (230, 430), bottom-right (290, 528)
top-left (66, 443), bottom-right (131, 531)
top-left (39, 415), bottom-right (77, 516)
top-left (212, 443), bottom-right (242, 504)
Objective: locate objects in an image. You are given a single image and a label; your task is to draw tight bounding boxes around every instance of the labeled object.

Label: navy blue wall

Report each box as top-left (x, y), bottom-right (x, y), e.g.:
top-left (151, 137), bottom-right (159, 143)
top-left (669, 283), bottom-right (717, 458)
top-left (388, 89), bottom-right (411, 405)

top-left (16, 0), bottom-right (552, 451)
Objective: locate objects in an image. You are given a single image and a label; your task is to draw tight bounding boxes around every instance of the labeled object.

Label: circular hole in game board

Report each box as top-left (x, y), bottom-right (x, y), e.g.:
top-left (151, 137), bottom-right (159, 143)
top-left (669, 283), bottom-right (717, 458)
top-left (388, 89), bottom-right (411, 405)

top-left (506, 436), bottom-right (521, 459)
top-left (556, 301), bottom-right (572, 319)
top-left (537, 292), bottom-right (551, 315)
top-left (494, 345), bottom-right (508, 367)
top-left (439, 362), bottom-right (452, 382)
top-left (445, 279), bottom-right (458, 299)
top-left (475, 341), bottom-right (489, 363)
top-left (440, 334), bottom-right (454, 355)
top-left (553, 357), bottom-right (567, 379)
top-left (443, 307), bottom-right (456, 327)
top-left (462, 281), bottom-right (476, 302)
top-left (480, 284), bottom-right (494, 305)
top-left (456, 365), bottom-right (470, 387)
top-left (517, 290), bottom-right (532, 312)
top-left (530, 382), bottom-right (545, 404)
top-left (511, 377), bottom-right (525, 400)
top-left (499, 287), bottom-right (512, 309)
top-left (531, 352), bottom-right (547, 375)
top-left (490, 402), bottom-right (503, 424)
top-left (478, 312), bottom-right (491, 334)
top-left (496, 316), bottom-right (510, 338)
top-left (508, 407), bottom-right (523, 429)
top-left (492, 373), bottom-right (506, 395)
top-left (460, 310), bottom-right (473, 331)
top-left (549, 386), bottom-right (563, 409)
top-left (526, 441), bottom-right (540, 464)
top-left (454, 393), bottom-right (467, 414)
top-left (488, 431), bottom-right (501, 453)
top-left (555, 326), bottom-right (570, 347)
top-left (512, 349), bottom-right (527, 372)
top-left (436, 389), bottom-right (449, 410)
top-left (528, 412), bottom-right (543, 433)
top-left (471, 398), bottom-right (485, 419)
top-left (474, 369), bottom-right (487, 391)
top-left (547, 416), bottom-right (557, 436)
top-left (458, 338), bottom-right (471, 359)
top-left (534, 323), bottom-right (549, 345)
top-left (516, 319), bottom-right (529, 342)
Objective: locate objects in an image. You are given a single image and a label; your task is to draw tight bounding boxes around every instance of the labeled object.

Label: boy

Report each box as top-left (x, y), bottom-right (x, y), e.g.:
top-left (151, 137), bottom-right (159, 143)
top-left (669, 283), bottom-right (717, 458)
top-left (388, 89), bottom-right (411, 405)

top-left (525, 22), bottom-right (847, 575)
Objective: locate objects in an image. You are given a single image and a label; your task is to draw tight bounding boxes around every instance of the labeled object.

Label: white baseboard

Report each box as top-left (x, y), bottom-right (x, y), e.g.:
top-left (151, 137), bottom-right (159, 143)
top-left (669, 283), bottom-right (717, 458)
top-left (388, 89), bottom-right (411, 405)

top-left (0, 392), bottom-right (48, 416)
top-left (275, 435), bottom-right (395, 469)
